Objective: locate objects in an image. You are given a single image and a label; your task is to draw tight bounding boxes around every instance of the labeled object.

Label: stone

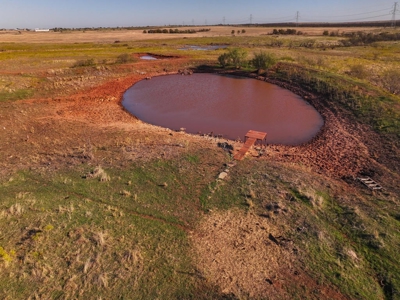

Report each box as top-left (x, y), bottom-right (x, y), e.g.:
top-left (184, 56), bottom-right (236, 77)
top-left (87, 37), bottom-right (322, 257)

top-left (218, 172), bottom-right (228, 180)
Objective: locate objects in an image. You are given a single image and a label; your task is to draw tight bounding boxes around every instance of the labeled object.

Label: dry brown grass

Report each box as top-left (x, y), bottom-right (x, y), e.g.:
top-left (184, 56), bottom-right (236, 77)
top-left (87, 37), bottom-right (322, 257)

top-left (0, 26), bottom-right (384, 43)
top-left (86, 166), bottom-right (111, 182)
top-left (191, 209), bottom-right (295, 299)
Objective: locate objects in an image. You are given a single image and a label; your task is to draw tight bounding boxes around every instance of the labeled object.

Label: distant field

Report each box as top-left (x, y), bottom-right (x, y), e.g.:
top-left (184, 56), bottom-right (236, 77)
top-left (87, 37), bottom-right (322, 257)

top-left (0, 26), bottom-right (386, 43)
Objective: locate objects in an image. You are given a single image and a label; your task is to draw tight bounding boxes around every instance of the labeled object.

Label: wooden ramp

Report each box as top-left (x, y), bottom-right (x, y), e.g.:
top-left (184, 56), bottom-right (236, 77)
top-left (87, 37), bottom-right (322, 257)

top-left (358, 177), bottom-right (383, 190)
top-left (234, 130), bottom-right (267, 161)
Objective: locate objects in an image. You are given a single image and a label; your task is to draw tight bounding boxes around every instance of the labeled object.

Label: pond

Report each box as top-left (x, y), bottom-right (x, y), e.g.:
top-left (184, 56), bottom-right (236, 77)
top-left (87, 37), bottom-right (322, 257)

top-left (178, 45), bottom-right (228, 51)
top-left (140, 55), bottom-right (157, 60)
top-left (122, 73), bottom-right (324, 145)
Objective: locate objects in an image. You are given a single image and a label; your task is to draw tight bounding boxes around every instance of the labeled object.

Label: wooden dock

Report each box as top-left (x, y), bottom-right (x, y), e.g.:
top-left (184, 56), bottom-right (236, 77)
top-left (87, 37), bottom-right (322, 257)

top-left (234, 130), bottom-right (267, 161)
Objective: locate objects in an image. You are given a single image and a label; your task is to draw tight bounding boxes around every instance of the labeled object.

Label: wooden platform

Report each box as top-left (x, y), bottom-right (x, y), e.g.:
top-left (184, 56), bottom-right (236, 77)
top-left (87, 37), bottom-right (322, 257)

top-left (234, 130), bottom-right (267, 161)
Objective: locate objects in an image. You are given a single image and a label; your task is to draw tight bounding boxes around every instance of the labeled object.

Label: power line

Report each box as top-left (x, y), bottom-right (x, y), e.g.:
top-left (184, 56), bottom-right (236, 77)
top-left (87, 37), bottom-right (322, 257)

top-left (302, 13), bottom-right (391, 23)
top-left (314, 7), bottom-right (392, 18)
top-left (391, 2), bottom-right (399, 28)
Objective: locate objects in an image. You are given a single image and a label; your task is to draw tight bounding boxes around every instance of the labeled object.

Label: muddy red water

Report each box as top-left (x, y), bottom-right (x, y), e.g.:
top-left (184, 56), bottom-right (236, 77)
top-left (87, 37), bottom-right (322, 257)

top-left (122, 73), bottom-right (324, 145)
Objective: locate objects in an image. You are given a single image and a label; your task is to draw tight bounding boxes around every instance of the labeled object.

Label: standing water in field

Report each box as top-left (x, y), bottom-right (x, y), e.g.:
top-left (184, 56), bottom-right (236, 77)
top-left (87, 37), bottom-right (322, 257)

top-left (140, 55), bottom-right (157, 60)
top-left (122, 73), bottom-right (323, 145)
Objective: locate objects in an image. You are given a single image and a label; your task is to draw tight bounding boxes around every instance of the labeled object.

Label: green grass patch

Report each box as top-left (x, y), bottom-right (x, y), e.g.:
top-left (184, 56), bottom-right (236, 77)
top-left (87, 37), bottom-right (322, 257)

top-left (0, 89), bottom-right (33, 101)
top-left (0, 152), bottom-right (238, 299)
top-left (273, 62), bottom-right (400, 137)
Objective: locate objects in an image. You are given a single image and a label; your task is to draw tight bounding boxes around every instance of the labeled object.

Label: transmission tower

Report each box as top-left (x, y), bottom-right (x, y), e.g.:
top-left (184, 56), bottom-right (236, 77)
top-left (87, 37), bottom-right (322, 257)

top-left (223, 16), bottom-right (226, 25)
top-left (250, 14), bottom-right (253, 24)
top-left (391, 2), bottom-right (399, 28)
top-left (296, 11), bottom-right (300, 27)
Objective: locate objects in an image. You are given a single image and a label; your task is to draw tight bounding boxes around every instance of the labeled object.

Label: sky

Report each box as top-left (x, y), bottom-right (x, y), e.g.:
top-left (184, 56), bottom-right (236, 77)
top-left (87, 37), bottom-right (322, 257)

top-left (0, 0), bottom-right (397, 29)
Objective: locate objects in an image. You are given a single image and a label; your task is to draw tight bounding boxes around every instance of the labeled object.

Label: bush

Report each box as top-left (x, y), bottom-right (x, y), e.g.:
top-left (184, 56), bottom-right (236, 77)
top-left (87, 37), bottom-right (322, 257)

top-left (228, 48), bottom-right (247, 69)
top-left (323, 30), bottom-right (329, 36)
top-left (381, 69), bottom-right (400, 94)
top-left (72, 58), bottom-right (95, 68)
top-left (217, 48), bottom-right (248, 69)
top-left (273, 28), bottom-right (297, 35)
top-left (218, 53), bottom-right (230, 68)
top-left (251, 51), bottom-right (276, 74)
top-left (116, 53), bottom-right (133, 64)
top-left (349, 64), bottom-right (368, 79)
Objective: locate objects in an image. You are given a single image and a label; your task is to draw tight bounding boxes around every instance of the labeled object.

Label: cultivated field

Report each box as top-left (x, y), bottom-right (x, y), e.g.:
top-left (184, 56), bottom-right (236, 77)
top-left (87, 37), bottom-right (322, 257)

top-left (0, 25), bottom-right (385, 43)
top-left (0, 26), bottom-right (399, 299)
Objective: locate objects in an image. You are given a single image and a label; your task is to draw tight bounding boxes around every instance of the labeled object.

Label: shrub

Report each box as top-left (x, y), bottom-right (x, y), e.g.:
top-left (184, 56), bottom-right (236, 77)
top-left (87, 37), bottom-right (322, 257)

top-left (381, 69), bottom-right (400, 95)
top-left (72, 58), bottom-right (95, 68)
top-left (349, 64), bottom-right (368, 79)
top-left (323, 30), bottom-right (329, 36)
top-left (116, 53), bottom-right (133, 64)
top-left (273, 28), bottom-right (297, 35)
top-left (251, 51), bottom-right (276, 74)
top-left (228, 48), bottom-right (247, 69)
top-left (217, 48), bottom-right (248, 69)
top-left (218, 53), bottom-right (230, 68)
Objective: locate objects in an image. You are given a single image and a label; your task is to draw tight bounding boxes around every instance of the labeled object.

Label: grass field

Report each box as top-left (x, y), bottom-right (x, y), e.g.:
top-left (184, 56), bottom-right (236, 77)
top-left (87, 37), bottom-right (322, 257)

top-left (0, 26), bottom-right (400, 299)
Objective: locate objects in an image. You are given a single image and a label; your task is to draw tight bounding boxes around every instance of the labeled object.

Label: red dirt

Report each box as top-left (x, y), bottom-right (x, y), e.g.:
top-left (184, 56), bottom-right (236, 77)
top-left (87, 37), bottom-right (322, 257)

top-left (1, 59), bottom-right (398, 299)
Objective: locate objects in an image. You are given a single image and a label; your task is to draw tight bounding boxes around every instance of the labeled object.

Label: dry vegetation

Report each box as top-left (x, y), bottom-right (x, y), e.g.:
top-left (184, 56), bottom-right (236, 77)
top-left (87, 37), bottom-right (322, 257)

top-left (0, 26), bottom-right (399, 299)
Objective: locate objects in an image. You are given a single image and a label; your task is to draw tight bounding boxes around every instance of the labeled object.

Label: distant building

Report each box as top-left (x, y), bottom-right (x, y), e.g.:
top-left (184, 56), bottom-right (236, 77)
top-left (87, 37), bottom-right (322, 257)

top-left (34, 28), bottom-right (50, 32)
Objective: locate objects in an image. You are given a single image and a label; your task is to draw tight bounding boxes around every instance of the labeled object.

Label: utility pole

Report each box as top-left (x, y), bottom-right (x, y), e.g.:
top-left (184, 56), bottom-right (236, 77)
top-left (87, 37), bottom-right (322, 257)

top-left (192, 19), bottom-right (194, 26)
top-left (250, 14), bottom-right (253, 24)
top-left (391, 2), bottom-right (398, 28)
top-left (296, 11), bottom-right (300, 27)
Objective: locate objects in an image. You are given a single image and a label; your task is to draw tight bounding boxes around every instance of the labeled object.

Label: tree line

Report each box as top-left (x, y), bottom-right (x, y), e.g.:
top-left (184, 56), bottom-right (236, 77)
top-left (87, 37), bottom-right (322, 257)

top-left (144, 28), bottom-right (211, 34)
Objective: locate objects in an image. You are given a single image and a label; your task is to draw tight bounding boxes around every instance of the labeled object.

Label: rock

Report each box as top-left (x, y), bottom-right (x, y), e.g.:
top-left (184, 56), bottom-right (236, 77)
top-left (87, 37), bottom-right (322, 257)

top-left (218, 172), bottom-right (228, 180)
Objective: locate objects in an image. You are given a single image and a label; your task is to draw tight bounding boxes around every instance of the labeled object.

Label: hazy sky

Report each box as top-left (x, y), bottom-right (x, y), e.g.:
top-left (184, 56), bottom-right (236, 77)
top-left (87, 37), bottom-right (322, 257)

top-left (0, 0), bottom-right (397, 29)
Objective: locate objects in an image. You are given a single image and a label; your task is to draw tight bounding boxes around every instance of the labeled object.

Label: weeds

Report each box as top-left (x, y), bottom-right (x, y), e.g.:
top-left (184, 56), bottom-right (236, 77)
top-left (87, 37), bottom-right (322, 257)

top-left (348, 64), bottom-right (368, 80)
top-left (0, 246), bottom-right (15, 264)
top-left (115, 53), bottom-right (134, 64)
top-left (0, 89), bottom-right (33, 102)
top-left (381, 68), bottom-right (400, 95)
top-left (72, 58), bottom-right (96, 68)
top-left (8, 203), bottom-right (23, 216)
top-left (86, 166), bottom-right (111, 182)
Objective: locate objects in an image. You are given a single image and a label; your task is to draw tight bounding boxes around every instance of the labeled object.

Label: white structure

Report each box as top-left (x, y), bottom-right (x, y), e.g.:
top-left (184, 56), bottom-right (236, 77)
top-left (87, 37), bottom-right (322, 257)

top-left (34, 28), bottom-right (50, 32)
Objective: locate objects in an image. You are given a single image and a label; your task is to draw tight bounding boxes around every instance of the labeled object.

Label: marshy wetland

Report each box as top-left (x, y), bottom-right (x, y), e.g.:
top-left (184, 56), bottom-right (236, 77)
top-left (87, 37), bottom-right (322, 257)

top-left (0, 26), bottom-right (399, 299)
